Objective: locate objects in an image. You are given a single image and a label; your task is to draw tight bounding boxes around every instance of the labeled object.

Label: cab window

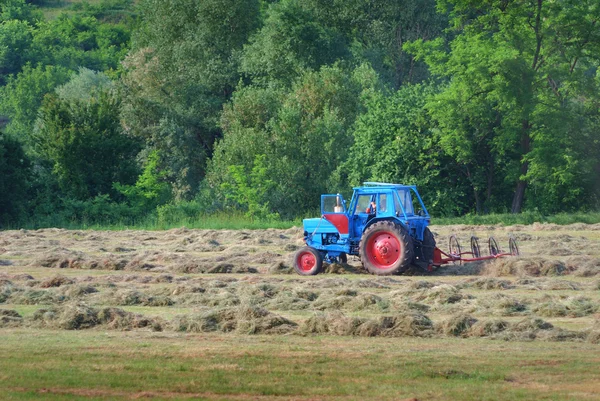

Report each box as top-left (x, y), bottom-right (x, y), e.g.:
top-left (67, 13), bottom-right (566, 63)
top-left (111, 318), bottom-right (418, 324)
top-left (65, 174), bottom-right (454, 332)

top-left (378, 194), bottom-right (387, 213)
top-left (322, 195), bottom-right (346, 213)
top-left (355, 195), bottom-right (372, 214)
top-left (397, 189), bottom-right (414, 215)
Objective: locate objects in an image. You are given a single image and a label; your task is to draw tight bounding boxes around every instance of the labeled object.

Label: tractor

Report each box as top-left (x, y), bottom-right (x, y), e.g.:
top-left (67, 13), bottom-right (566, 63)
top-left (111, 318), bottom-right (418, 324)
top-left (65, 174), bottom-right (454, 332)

top-left (294, 182), bottom-right (519, 275)
top-left (294, 182), bottom-right (435, 275)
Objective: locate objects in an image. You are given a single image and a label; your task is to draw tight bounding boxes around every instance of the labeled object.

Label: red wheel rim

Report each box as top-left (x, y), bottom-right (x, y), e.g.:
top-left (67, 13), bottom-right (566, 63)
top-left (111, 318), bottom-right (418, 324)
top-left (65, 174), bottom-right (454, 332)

top-left (366, 231), bottom-right (401, 269)
top-left (297, 251), bottom-right (317, 272)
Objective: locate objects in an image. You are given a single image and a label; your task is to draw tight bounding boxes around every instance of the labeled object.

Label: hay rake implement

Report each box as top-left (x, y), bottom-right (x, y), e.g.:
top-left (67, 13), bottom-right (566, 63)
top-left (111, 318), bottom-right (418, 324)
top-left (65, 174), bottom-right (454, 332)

top-left (431, 235), bottom-right (519, 268)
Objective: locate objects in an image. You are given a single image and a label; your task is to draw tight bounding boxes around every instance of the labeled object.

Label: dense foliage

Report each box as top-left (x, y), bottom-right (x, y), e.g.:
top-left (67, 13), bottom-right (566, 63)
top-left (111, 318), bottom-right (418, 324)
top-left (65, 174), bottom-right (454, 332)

top-left (0, 0), bottom-right (598, 227)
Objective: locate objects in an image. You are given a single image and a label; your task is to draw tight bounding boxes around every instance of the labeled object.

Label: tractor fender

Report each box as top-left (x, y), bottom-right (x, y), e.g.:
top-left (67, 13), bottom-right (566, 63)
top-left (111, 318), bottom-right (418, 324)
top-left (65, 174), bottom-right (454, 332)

top-left (363, 217), bottom-right (407, 233)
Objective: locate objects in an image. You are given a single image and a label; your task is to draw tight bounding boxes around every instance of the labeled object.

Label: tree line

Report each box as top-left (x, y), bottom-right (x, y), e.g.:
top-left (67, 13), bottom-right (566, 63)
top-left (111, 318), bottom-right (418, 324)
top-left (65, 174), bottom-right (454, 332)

top-left (0, 0), bottom-right (599, 227)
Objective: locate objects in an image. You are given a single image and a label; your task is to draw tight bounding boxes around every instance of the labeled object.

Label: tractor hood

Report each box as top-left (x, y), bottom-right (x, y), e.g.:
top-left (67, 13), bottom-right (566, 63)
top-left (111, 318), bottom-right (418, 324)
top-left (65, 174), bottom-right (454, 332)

top-left (302, 217), bottom-right (340, 234)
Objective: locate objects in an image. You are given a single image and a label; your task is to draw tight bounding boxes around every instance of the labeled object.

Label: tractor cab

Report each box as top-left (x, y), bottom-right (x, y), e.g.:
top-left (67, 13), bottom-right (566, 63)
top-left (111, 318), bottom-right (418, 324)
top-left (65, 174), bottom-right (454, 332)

top-left (348, 183), bottom-right (430, 242)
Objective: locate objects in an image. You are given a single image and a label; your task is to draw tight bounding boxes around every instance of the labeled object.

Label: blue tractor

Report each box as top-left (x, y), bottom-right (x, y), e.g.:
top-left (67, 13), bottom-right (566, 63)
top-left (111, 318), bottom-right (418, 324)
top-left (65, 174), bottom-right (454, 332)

top-left (294, 182), bottom-right (436, 275)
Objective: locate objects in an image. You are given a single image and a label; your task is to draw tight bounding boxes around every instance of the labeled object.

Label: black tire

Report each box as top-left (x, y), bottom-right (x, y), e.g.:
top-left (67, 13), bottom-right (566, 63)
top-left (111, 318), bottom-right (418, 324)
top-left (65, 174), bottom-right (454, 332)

top-left (359, 221), bottom-right (414, 275)
top-left (339, 252), bottom-right (348, 263)
top-left (293, 246), bottom-right (323, 276)
top-left (422, 227), bottom-right (436, 266)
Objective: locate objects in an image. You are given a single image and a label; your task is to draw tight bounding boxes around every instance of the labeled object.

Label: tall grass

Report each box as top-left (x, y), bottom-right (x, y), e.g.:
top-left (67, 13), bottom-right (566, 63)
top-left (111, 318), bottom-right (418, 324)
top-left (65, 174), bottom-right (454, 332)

top-left (8, 210), bottom-right (600, 231)
top-left (14, 212), bottom-right (301, 231)
top-left (433, 211), bottom-right (600, 226)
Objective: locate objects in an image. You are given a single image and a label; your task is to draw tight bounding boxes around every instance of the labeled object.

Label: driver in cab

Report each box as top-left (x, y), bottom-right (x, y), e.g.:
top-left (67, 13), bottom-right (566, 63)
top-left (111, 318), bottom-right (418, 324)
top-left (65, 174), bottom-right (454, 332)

top-left (365, 201), bottom-right (377, 214)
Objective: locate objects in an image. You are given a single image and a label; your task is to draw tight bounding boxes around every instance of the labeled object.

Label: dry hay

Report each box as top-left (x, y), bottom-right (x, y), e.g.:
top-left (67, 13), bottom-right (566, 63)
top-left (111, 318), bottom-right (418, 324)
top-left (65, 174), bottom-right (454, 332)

top-left (436, 314), bottom-right (478, 336)
top-left (346, 293), bottom-right (389, 312)
top-left (30, 303), bottom-right (162, 331)
top-left (420, 284), bottom-right (466, 305)
top-left (391, 301), bottom-right (431, 313)
top-left (482, 257), bottom-right (567, 277)
top-left (5, 286), bottom-right (62, 305)
top-left (32, 303), bottom-right (99, 330)
top-left (467, 319), bottom-right (510, 337)
top-left (175, 289), bottom-right (240, 308)
top-left (97, 307), bottom-right (163, 331)
top-left (537, 279), bottom-right (582, 291)
top-left (236, 283), bottom-right (280, 306)
top-left (354, 279), bottom-right (392, 289)
top-left (171, 304), bottom-right (296, 334)
top-left (236, 304), bottom-right (298, 334)
top-left (40, 275), bottom-right (74, 288)
top-left (459, 278), bottom-right (514, 290)
top-left (58, 283), bottom-right (98, 298)
top-left (588, 320), bottom-right (600, 344)
top-left (109, 289), bottom-right (173, 307)
top-left (431, 261), bottom-right (485, 276)
top-left (0, 309), bottom-right (23, 327)
top-left (300, 311), bottom-right (433, 337)
top-left (267, 287), bottom-right (319, 311)
top-left (268, 261), bottom-right (293, 274)
top-left (481, 294), bottom-right (527, 316)
top-left (565, 257), bottom-right (600, 277)
top-left (267, 290), bottom-right (312, 311)
top-left (409, 280), bottom-right (435, 290)
top-left (323, 263), bottom-right (365, 274)
top-left (312, 291), bottom-right (354, 310)
top-left (532, 296), bottom-right (598, 318)
top-left (306, 278), bottom-right (352, 289)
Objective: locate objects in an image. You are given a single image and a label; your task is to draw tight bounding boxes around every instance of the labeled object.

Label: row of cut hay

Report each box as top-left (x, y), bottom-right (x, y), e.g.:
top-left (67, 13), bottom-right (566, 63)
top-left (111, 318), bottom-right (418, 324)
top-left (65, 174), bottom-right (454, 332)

top-left (3, 277), bottom-right (598, 319)
top-left (171, 304), bottom-right (297, 335)
top-left (2, 305), bottom-right (598, 343)
top-left (0, 304), bottom-right (163, 331)
top-left (30, 250), bottom-right (265, 274)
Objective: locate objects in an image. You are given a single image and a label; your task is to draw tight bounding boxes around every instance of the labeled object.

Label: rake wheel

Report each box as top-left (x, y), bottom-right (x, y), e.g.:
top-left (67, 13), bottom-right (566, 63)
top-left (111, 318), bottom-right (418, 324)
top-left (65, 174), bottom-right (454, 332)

top-left (488, 237), bottom-right (500, 256)
top-left (449, 235), bottom-right (462, 265)
top-left (470, 236), bottom-right (481, 258)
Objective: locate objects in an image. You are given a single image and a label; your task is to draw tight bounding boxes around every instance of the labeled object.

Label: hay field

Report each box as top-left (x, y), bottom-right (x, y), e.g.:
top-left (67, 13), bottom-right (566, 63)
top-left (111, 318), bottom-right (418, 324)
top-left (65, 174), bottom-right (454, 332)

top-left (1, 223), bottom-right (600, 400)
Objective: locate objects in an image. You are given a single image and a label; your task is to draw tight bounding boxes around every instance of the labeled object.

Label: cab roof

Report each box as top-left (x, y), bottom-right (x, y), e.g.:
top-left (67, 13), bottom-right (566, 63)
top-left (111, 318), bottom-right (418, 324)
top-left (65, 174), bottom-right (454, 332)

top-left (353, 182), bottom-right (417, 192)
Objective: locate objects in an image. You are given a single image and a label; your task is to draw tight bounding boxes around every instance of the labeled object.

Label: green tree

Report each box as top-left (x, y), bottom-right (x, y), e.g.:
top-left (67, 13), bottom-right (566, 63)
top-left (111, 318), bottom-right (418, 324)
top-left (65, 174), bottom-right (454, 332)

top-left (0, 19), bottom-right (34, 85)
top-left (0, 64), bottom-right (72, 142)
top-left (344, 83), bottom-right (472, 216)
top-left (220, 154), bottom-right (279, 220)
top-left (0, 132), bottom-right (31, 226)
top-left (29, 14), bottom-right (130, 72)
top-left (114, 150), bottom-right (172, 212)
top-left (122, 0), bottom-right (261, 199)
top-left (240, 0), bottom-right (348, 86)
top-left (208, 64), bottom-right (379, 218)
top-left (406, 0), bottom-right (600, 213)
top-left (0, 0), bottom-right (42, 24)
top-left (54, 67), bottom-right (114, 101)
top-left (34, 89), bottom-right (139, 200)
top-left (302, 0), bottom-right (446, 88)
top-left (0, 11), bottom-right (132, 141)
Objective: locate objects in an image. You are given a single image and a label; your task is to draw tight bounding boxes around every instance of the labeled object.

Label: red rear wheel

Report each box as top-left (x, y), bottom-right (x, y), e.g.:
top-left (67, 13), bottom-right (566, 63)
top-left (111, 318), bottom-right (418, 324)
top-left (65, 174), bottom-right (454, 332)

top-left (293, 247), bottom-right (323, 276)
top-left (359, 221), bottom-right (413, 275)
top-left (366, 232), bottom-right (401, 268)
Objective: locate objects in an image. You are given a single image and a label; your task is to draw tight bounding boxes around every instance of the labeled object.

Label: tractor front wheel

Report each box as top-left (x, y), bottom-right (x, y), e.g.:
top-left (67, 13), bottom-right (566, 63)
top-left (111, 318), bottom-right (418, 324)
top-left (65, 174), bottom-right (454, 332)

top-left (294, 246), bottom-right (323, 276)
top-left (359, 221), bottom-right (414, 275)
